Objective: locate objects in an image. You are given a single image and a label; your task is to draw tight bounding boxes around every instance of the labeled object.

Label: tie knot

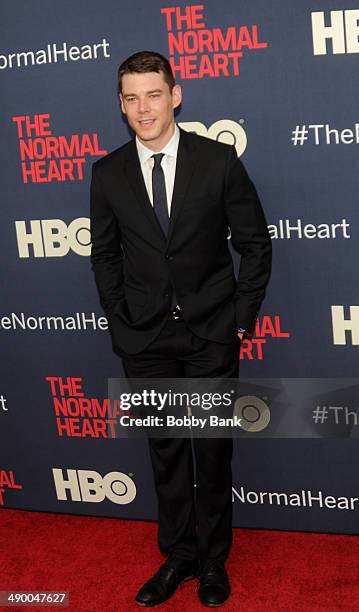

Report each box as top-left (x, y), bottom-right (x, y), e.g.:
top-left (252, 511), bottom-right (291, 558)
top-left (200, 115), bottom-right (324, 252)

top-left (152, 153), bottom-right (164, 168)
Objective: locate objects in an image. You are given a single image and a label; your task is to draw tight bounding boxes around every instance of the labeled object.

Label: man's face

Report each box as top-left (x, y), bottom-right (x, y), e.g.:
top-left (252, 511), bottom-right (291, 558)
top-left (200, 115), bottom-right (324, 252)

top-left (119, 71), bottom-right (182, 151)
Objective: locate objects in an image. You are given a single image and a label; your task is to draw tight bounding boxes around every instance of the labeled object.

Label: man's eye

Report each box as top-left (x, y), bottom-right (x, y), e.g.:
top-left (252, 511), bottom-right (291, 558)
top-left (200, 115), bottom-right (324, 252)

top-left (150, 94), bottom-right (160, 98)
top-left (126, 97), bottom-right (135, 102)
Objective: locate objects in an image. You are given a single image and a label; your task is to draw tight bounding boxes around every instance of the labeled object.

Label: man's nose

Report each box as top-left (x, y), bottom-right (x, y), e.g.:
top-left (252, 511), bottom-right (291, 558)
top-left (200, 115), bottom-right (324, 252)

top-left (138, 97), bottom-right (150, 113)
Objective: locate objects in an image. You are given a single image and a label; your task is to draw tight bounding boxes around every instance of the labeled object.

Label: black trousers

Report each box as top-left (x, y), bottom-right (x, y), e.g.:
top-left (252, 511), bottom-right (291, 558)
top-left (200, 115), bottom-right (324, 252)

top-left (121, 312), bottom-right (240, 564)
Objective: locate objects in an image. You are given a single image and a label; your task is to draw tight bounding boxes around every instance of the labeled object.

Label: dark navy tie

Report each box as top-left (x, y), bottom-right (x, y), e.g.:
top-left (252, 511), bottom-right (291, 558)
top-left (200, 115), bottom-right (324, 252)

top-left (152, 153), bottom-right (169, 237)
top-left (151, 153), bottom-right (177, 309)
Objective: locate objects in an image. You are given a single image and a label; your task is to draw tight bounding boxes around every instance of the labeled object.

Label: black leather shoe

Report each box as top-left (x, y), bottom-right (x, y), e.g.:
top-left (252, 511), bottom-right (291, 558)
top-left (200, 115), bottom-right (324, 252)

top-left (135, 558), bottom-right (199, 606)
top-left (198, 559), bottom-right (231, 607)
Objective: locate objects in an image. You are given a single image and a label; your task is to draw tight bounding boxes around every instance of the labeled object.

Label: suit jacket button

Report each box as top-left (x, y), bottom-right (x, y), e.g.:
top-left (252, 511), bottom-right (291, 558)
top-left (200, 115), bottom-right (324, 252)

top-left (164, 293), bottom-right (169, 298)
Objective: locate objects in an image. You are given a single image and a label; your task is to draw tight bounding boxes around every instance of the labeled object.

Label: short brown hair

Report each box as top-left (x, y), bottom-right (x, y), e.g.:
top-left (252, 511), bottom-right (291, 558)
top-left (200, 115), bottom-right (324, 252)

top-left (117, 50), bottom-right (175, 95)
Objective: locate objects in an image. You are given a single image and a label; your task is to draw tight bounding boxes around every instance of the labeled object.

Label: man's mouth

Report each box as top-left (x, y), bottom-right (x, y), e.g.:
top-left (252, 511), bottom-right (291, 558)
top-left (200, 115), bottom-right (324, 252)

top-left (139, 119), bottom-right (156, 127)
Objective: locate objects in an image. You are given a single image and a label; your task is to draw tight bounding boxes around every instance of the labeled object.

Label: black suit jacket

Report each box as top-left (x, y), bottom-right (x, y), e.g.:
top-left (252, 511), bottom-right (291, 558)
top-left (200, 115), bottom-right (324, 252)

top-left (90, 126), bottom-right (272, 355)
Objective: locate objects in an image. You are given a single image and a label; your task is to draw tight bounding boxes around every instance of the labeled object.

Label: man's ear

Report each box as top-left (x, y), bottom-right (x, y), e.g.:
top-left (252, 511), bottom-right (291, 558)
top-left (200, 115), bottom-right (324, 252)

top-left (172, 84), bottom-right (182, 110)
top-left (119, 94), bottom-right (126, 114)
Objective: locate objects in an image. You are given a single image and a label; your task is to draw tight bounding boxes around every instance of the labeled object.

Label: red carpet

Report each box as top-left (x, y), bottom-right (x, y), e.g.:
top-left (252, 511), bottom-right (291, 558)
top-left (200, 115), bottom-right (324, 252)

top-left (0, 508), bottom-right (358, 611)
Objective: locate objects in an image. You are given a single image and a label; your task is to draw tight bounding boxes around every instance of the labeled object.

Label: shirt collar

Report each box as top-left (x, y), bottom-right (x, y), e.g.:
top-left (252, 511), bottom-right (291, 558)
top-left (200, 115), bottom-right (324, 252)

top-left (136, 123), bottom-right (180, 165)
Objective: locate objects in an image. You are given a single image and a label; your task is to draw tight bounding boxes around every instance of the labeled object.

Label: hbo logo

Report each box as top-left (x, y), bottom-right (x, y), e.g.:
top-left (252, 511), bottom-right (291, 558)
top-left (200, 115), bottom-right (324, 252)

top-left (15, 218), bottom-right (90, 258)
top-left (52, 469), bottom-right (137, 505)
top-left (179, 119), bottom-right (247, 156)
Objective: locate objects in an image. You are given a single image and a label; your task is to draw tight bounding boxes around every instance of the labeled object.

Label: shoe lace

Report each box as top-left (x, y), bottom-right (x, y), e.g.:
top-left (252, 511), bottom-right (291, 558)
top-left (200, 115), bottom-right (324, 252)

top-left (155, 561), bottom-right (177, 583)
top-left (200, 559), bottom-right (223, 577)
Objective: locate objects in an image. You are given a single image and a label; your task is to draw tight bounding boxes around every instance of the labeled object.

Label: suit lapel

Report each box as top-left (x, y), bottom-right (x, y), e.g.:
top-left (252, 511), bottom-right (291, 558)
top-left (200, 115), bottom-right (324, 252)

top-left (124, 140), bottom-right (165, 242)
top-left (123, 126), bottom-right (198, 246)
top-left (167, 126), bottom-right (197, 246)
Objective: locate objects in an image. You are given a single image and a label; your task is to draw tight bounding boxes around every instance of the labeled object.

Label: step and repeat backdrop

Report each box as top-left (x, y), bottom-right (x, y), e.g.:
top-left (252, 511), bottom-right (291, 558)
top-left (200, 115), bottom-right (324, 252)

top-left (1, 1), bottom-right (359, 533)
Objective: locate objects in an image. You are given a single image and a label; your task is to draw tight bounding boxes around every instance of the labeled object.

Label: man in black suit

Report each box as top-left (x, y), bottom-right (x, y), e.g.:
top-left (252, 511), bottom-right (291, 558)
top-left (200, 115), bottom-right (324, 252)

top-left (90, 50), bottom-right (272, 607)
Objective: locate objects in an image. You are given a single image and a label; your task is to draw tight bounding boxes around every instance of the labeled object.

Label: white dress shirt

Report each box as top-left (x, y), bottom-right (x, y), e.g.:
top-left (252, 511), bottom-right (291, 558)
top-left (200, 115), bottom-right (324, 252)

top-left (135, 123), bottom-right (180, 215)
